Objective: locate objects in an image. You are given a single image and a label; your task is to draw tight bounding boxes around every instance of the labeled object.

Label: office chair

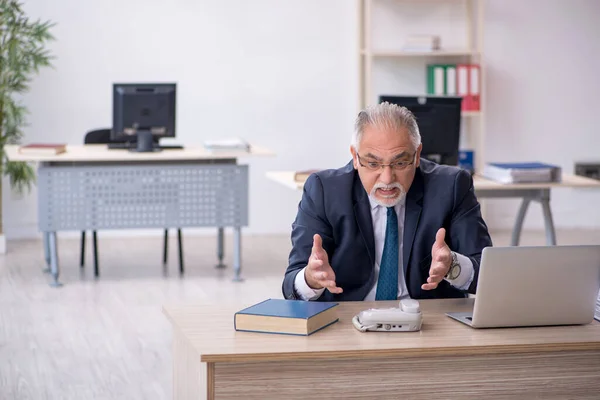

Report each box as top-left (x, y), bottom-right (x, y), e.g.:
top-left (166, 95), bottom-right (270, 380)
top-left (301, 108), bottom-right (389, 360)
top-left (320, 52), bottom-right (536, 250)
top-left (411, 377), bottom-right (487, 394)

top-left (81, 128), bottom-right (184, 276)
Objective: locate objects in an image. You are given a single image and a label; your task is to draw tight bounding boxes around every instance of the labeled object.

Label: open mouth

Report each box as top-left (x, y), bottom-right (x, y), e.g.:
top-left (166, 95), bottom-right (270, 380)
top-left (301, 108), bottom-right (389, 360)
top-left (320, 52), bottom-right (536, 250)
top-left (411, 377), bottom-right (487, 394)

top-left (377, 187), bottom-right (399, 198)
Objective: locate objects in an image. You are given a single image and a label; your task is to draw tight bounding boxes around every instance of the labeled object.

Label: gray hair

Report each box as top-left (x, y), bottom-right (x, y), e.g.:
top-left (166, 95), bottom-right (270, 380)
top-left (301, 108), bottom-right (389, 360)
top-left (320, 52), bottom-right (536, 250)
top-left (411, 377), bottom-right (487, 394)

top-left (352, 102), bottom-right (421, 151)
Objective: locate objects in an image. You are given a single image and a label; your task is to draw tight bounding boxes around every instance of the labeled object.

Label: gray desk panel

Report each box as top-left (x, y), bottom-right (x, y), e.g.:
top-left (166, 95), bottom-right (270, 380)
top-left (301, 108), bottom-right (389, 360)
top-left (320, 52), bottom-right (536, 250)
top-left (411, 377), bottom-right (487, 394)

top-left (38, 163), bottom-right (248, 231)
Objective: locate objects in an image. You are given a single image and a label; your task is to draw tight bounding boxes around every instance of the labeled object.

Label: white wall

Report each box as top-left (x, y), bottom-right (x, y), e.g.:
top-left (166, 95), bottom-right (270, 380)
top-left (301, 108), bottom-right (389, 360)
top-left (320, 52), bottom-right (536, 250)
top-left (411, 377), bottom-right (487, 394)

top-left (4, 0), bottom-right (600, 239)
top-left (4, 0), bottom-right (358, 238)
top-left (484, 0), bottom-right (600, 229)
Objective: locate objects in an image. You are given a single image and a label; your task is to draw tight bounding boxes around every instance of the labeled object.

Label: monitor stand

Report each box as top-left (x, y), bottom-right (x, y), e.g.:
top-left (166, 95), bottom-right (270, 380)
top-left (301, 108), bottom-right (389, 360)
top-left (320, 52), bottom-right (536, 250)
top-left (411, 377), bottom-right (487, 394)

top-left (128, 131), bottom-right (161, 153)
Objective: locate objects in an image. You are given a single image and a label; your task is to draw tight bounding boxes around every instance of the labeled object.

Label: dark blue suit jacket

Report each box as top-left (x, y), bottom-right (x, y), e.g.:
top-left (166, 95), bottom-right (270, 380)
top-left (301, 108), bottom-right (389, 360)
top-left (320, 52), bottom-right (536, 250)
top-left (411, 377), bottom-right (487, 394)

top-left (282, 158), bottom-right (493, 301)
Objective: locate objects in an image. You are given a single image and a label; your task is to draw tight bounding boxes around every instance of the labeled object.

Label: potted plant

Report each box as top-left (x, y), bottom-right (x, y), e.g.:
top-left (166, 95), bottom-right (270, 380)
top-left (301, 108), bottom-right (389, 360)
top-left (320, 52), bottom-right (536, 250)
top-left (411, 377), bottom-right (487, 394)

top-left (0, 0), bottom-right (55, 251)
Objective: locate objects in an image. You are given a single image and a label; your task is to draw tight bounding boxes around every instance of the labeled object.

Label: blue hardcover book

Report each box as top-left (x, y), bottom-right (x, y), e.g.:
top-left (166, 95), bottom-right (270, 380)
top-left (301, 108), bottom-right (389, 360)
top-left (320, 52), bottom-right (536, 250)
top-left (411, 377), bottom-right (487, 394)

top-left (488, 162), bottom-right (559, 170)
top-left (234, 298), bottom-right (339, 336)
top-left (483, 162), bottom-right (562, 183)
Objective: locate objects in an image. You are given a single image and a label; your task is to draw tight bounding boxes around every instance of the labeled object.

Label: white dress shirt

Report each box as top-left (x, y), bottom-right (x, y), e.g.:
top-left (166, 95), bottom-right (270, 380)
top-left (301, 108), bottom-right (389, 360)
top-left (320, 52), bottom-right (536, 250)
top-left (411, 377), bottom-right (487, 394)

top-left (294, 195), bottom-right (475, 301)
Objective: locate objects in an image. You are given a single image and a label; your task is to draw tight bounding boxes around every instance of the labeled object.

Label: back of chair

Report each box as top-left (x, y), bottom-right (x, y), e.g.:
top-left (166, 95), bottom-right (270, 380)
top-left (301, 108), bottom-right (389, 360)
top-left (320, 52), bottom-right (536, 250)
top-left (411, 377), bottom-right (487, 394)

top-left (84, 128), bottom-right (112, 144)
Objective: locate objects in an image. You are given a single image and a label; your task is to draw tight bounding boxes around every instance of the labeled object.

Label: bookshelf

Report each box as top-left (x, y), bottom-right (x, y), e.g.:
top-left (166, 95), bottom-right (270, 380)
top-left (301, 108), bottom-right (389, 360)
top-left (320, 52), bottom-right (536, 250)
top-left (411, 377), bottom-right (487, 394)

top-left (367, 50), bottom-right (480, 57)
top-left (357, 0), bottom-right (486, 173)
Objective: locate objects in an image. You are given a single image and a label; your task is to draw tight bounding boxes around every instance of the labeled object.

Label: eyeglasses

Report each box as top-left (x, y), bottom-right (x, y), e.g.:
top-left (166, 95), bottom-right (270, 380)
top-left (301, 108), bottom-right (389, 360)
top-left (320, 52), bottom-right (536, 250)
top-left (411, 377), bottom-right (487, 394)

top-left (356, 153), bottom-right (416, 172)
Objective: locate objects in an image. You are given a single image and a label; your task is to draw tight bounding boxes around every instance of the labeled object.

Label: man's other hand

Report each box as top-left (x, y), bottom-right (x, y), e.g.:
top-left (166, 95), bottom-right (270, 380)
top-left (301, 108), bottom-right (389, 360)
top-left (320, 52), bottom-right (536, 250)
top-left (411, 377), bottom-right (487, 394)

top-left (422, 228), bottom-right (452, 290)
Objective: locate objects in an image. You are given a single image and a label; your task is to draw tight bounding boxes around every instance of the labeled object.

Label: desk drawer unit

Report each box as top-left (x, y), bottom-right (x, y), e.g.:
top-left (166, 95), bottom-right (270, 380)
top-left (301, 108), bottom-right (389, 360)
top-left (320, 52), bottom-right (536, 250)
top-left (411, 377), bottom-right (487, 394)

top-left (37, 162), bottom-right (248, 231)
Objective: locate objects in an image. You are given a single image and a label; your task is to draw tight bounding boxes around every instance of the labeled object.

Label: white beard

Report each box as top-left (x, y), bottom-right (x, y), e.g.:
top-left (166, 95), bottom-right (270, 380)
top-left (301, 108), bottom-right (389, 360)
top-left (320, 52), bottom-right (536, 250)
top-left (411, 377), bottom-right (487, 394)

top-left (369, 182), bottom-right (406, 208)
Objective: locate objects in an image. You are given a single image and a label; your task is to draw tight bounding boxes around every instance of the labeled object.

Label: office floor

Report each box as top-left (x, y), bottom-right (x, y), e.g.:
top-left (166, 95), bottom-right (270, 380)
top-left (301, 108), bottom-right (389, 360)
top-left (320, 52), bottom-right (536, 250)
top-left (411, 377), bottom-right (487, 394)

top-left (2, 229), bottom-right (600, 400)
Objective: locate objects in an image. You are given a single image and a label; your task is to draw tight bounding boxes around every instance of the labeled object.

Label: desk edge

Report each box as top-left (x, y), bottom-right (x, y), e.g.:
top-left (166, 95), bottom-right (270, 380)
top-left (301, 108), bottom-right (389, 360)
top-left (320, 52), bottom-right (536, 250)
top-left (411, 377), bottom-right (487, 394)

top-left (199, 341), bottom-right (600, 363)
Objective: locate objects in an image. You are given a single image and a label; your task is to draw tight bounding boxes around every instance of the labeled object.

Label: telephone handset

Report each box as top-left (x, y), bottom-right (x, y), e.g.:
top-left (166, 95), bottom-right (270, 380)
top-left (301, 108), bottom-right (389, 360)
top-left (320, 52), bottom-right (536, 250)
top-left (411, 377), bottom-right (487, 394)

top-left (352, 299), bottom-right (423, 332)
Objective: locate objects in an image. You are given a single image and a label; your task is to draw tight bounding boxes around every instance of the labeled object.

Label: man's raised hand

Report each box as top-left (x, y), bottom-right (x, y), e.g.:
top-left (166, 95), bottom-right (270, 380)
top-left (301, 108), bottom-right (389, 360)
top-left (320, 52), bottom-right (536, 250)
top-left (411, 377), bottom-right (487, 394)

top-left (304, 234), bottom-right (343, 294)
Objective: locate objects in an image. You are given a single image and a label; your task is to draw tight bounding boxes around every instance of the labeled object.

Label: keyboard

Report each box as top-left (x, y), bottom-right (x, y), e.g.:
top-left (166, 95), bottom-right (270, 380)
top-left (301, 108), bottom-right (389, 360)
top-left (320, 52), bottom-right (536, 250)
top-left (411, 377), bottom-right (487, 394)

top-left (107, 143), bottom-right (184, 150)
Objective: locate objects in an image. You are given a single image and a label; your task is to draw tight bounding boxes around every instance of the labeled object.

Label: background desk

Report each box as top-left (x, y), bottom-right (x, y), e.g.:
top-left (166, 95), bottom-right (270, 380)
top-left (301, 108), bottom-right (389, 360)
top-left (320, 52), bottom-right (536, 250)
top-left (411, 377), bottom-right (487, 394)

top-left (266, 171), bottom-right (600, 246)
top-left (163, 299), bottom-right (600, 399)
top-left (5, 144), bottom-right (274, 286)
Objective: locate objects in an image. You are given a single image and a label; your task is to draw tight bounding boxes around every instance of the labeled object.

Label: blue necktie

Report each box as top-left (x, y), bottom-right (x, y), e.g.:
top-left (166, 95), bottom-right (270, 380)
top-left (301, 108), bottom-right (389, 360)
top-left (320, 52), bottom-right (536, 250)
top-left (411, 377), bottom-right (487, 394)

top-left (376, 207), bottom-right (399, 300)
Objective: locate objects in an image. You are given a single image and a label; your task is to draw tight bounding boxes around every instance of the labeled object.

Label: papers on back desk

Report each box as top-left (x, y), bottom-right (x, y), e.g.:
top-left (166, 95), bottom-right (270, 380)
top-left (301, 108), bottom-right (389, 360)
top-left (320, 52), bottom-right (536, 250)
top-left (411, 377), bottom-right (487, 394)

top-left (483, 162), bottom-right (562, 184)
top-left (203, 138), bottom-right (250, 152)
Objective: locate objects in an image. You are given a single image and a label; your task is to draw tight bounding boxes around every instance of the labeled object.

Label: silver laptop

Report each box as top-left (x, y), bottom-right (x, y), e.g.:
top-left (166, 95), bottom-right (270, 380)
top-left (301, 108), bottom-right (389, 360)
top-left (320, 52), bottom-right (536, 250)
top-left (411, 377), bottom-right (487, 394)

top-left (447, 245), bottom-right (600, 328)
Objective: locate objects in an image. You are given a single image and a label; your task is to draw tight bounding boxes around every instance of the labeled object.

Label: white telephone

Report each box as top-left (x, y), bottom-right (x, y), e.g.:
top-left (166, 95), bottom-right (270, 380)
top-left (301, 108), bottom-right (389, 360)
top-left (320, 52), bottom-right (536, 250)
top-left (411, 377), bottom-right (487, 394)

top-left (352, 299), bottom-right (423, 332)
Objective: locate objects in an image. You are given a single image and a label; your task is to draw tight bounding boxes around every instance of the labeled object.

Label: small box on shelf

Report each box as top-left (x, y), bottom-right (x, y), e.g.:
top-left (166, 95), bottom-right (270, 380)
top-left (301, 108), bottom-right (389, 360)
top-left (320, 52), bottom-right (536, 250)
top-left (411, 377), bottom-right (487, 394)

top-left (401, 34), bottom-right (441, 52)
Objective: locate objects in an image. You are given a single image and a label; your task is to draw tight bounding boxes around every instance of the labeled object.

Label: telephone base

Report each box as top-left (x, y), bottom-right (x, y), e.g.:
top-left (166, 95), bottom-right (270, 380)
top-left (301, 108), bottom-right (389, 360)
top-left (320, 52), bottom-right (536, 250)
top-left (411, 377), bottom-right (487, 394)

top-left (351, 316), bottom-right (421, 332)
top-left (352, 300), bottom-right (423, 333)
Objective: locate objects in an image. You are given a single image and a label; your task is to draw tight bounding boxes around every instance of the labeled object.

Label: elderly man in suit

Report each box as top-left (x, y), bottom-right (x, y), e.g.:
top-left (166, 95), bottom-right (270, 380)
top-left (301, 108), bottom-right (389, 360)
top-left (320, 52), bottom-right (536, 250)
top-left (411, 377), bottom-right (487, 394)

top-left (282, 102), bottom-right (492, 302)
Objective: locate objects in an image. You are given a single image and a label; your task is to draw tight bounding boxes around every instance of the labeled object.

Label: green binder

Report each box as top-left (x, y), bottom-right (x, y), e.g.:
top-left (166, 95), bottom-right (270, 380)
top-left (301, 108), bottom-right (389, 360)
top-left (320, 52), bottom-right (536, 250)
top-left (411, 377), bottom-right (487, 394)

top-left (426, 64), bottom-right (456, 95)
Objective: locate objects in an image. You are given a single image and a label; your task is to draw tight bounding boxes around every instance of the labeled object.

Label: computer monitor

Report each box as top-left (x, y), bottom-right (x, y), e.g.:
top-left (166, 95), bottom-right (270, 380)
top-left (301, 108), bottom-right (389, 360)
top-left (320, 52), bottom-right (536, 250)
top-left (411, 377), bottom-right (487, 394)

top-left (111, 83), bottom-right (177, 152)
top-left (379, 95), bottom-right (462, 166)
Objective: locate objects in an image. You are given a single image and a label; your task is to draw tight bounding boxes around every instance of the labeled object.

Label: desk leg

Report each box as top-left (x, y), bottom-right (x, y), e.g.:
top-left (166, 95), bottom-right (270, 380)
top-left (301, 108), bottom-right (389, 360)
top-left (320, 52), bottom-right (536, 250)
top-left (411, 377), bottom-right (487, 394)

top-left (207, 363), bottom-right (215, 400)
top-left (216, 227), bottom-right (225, 269)
top-left (233, 227), bottom-right (243, 281)
top-left (511, 198), bottom-right (531, 246)
top-left (177, 228), bottom-right (184, 274)
top-left (48, 232), bottom-right (62, 287)
top-left (42, 232), bottom-right (51, 273)
top-left (540, 190), bottom-right (557, 246)
top-left (93, 231), bottom-right (99, 277)
top-left (163, 229), bottom-right (168, 265)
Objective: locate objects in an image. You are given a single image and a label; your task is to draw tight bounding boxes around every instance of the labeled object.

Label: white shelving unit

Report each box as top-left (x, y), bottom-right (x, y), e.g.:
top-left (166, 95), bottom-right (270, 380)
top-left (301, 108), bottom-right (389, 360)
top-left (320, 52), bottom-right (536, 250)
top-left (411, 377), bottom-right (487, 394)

top-left (358, 0), bottom-right (486, 173)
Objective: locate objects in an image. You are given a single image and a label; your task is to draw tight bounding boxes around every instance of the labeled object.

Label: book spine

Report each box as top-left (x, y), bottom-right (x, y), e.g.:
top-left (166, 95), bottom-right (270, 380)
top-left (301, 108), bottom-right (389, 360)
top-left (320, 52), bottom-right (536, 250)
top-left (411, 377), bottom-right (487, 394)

top-left (434, 65), bottom-right (445, 95)
top-left (445, 64), bottom-right (457, 96)
top-left (457, 64), bottom-right (470, 111)
top-left (469, 64), bottom-right (480, 111)
top-left (426, 64), bottom-right (436, 95)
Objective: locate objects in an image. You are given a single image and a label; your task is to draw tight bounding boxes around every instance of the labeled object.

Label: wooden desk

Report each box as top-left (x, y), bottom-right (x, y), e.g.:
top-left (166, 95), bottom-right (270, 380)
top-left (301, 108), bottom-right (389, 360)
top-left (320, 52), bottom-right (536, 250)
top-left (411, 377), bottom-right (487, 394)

top-left (163, 299), bottom-right (600, 399)
top-left (266, 171), bottom-right (600, 246)
top-left (5, 143), bottom-right (274, 162)
top-left (5, 144), bottom-right (274, 286)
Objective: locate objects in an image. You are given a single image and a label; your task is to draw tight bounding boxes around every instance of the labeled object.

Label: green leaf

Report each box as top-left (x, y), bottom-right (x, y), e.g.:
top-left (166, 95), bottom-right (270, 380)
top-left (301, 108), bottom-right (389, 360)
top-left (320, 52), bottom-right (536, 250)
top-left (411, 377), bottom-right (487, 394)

top-left (3, 160), bottom-right (36, 194)
top-left (0, 0), bottom-right (55, 192)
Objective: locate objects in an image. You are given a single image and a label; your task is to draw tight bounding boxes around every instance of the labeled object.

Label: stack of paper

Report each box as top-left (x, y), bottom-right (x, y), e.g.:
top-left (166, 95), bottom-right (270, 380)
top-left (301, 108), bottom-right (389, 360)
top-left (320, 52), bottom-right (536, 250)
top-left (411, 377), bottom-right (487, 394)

top-left (482, 162), bottom-right (562, 184)
top-left (203, 138), bottom-right (250, 152)
top-left (402, 35), bottom-right (440, 52)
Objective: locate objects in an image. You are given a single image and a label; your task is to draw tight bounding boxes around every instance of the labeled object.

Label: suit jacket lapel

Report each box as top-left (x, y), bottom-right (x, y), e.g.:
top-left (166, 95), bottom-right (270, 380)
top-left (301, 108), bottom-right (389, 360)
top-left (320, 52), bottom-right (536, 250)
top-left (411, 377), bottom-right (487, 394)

top-left (353, 173), bottom-right (375, 265)
top-left (403, 168), bottom-right (424, 276)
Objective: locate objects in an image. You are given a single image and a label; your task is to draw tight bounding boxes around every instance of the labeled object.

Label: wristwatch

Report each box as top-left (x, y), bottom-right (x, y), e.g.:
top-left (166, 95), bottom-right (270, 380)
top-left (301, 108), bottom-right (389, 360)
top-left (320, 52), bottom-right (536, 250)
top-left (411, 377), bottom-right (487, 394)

top-left (445, 251), bottom-right (461, 280)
